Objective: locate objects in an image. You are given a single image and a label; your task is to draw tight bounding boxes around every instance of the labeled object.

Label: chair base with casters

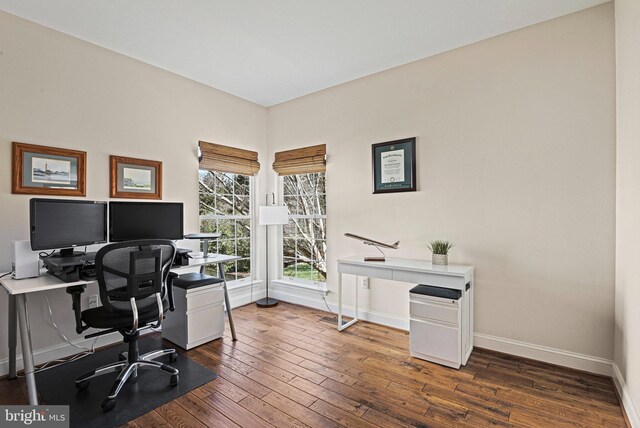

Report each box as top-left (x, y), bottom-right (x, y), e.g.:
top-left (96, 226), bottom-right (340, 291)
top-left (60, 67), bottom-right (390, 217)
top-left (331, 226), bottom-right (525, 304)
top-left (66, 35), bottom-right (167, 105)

top-left (74, 330), bottom-right (179, 412)
top-left (68, 240), bottom-right (180, 412)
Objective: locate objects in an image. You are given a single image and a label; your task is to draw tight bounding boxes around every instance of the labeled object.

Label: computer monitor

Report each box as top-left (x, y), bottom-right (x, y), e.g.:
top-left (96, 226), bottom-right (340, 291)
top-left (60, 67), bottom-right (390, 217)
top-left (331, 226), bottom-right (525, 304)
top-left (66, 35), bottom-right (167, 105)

top-left (30, 198), bottom-right (108, 257)
top-left (109, 201), bottom-right (184, 242)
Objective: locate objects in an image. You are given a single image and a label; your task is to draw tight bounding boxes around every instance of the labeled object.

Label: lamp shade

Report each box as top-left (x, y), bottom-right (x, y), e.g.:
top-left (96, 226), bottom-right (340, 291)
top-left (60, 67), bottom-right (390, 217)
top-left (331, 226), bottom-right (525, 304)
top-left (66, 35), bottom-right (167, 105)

top-left (259, 206), bottom-right (289, 225)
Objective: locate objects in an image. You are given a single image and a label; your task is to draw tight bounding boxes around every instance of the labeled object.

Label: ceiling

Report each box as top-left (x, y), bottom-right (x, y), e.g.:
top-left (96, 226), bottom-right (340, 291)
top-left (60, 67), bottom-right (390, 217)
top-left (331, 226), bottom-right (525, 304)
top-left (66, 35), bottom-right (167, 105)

top-left (0, 0), bottom-right (609, 106)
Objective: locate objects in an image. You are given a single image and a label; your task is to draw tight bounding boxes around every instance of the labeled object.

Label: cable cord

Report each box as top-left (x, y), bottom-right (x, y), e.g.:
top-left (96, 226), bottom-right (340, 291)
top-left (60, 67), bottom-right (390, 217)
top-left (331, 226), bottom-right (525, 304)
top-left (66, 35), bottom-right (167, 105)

top-left (0, 271), bottom-right (14, 279)
top-left (17, 293), bottom-right (99, 377)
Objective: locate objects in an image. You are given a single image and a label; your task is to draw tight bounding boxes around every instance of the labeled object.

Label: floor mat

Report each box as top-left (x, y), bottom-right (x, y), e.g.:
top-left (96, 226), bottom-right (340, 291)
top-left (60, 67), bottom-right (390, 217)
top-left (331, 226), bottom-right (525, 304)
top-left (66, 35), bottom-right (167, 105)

top-left (35, 335), bottom-right (217, 428)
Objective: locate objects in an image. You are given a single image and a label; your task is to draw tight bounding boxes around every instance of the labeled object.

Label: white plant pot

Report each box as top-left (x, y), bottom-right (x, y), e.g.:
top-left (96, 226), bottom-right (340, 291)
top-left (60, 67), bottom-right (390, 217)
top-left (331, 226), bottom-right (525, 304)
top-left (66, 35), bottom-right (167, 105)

top-left (432, 254), bottom-right (448, 266)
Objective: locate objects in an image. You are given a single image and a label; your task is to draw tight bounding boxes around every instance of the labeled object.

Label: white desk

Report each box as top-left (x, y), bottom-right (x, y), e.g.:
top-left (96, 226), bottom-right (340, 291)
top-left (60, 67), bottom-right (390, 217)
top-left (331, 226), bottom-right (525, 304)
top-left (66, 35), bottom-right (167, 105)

top-left (336, 256), bottom-right (474, 330)
top-left (0, 254), bottom-right (238, 405)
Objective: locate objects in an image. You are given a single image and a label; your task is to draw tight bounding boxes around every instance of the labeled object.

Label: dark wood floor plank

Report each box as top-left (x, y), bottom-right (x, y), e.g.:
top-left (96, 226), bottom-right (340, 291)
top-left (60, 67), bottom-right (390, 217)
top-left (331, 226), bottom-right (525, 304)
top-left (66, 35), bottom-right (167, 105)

top-left (238, 394), bottom-right (309, 428)
top-left (309, 399), bottom-right (380, 428)
top-left (174, 392), bottom-right (241, 428)
top-left (288, 376), bottom-right (369, 417)
top-left (262, 391), bottom-right (341, 428)
top-left (132, 410), bottom-right (171, 428)
top-left (197, 389), bottom-right (275, 428)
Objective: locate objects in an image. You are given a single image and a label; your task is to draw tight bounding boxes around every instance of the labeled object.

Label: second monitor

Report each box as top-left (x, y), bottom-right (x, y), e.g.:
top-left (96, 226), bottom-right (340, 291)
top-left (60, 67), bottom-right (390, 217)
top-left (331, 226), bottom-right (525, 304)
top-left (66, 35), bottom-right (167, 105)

top-left (109, 201), bottom-right (184, 242)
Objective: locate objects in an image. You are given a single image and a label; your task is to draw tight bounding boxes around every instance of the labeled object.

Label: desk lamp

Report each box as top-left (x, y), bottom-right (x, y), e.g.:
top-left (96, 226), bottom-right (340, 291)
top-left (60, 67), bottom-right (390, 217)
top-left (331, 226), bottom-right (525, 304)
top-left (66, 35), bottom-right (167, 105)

top-left (258, 194), bottom-right (288, 308)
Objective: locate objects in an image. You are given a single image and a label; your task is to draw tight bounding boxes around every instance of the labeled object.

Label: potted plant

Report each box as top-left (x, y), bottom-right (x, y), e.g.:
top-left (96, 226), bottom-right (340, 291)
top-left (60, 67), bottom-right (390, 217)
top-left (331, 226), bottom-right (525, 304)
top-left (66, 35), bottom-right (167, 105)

top-left (428, 240), bottom-right (454, 266)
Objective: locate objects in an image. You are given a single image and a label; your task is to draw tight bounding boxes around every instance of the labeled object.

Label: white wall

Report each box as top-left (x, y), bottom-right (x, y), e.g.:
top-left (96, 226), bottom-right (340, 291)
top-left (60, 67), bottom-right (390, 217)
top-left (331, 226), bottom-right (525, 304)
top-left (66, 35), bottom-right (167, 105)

top-left (0, 11), bottom-right (267, 364)
top-left (614, 0), bottom-right (640, 424)
top-left (267, 4), bottom-right (616, 361)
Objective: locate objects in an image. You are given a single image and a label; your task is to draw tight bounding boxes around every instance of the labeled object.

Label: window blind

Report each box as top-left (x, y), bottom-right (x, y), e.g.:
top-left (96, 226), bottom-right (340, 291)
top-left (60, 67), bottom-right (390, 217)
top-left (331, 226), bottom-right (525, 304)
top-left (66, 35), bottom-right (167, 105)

top-left (272, 144), bottom-right (326, 175)
top-left (199, 141), bottom-right (260, 175)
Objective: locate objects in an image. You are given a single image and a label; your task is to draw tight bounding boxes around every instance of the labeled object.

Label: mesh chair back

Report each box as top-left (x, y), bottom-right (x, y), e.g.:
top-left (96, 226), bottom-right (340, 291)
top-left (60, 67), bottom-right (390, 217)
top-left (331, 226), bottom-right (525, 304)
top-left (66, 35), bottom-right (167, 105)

top-left (95, 240), bottom-right (176, 314)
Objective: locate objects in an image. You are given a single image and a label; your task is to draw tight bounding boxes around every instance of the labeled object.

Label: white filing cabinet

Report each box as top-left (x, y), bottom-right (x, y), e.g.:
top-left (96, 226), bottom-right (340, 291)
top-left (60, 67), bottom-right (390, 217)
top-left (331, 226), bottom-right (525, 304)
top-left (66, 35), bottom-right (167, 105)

top-left (409, 283), bottom-right (472, 369)
top-left (162, 282), bottom-right (225, 350)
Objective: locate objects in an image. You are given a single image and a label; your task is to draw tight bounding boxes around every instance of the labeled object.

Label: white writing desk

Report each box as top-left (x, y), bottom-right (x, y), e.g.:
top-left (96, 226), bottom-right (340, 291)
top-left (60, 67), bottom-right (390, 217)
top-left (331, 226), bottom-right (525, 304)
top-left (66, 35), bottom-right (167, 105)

top-left (336, 256), bottom-right (474, 331)
top-left (0, 254), bottom-right (239, 405)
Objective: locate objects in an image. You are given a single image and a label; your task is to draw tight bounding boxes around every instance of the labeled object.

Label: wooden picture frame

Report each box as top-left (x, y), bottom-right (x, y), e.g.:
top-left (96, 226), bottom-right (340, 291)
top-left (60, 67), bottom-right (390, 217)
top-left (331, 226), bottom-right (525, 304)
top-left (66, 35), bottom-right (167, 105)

top-left (372, 137), bottom-right (417, 194)
top-left (12, 142), bottom-right (87, 196)
top-left (110, 155), bottom-right (162, 199)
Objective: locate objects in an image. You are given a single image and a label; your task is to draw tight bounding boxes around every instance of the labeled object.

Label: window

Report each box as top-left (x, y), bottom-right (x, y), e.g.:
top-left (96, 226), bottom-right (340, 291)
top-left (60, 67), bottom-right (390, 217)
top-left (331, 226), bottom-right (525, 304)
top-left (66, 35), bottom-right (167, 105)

top-left (282, 172), bottom-right (326, 283)
top-left (199, 170), bottom-right (252, 281)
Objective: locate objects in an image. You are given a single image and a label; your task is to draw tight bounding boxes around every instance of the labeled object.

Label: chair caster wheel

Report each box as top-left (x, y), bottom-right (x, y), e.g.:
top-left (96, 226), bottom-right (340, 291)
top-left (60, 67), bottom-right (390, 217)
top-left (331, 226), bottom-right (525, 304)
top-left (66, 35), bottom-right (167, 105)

top-left (101, 398), bottom-right (116, 412)
top-left (170, 374), bottom-right (179, 386)
top-left (118, 352), bottom-right (126, 361)
top-left (76, 380), bottom-right (90, 391)
top-left (168, 352), bottom-right (178, 363)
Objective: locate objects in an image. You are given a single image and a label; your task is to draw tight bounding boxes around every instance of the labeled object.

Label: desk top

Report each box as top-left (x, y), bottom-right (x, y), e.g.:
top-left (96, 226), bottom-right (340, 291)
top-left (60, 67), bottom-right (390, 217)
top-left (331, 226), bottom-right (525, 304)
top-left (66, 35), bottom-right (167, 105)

top-left (0, 254), bottom-right (240, 295)
top-left (337, 255), bottom-right (474, 277)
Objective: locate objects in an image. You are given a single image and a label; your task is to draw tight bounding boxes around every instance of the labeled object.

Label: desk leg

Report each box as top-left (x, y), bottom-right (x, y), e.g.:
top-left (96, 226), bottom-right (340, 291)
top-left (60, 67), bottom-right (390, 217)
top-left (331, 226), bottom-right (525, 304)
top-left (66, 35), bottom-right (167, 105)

top-left (337, 272), bottom-right (358, 331)
top-left (8, 294), bottom-right (17, 379)
top-left (218, 262), bottom-right (237, 341)
top-left (16, 295), bottom-right (38, 405)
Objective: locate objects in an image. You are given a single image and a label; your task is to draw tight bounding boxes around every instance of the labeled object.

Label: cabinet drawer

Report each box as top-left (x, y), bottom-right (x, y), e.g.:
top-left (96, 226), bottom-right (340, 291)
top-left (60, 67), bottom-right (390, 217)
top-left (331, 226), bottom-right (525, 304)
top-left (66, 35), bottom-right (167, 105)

top-left (187, 303), bottom-right (224, 344)
top-left (410, 318), bottom-right (459, 365)
top-left (394, 269), bottom-right (465, 289)
top-left (410, 299), bottom-right (459, 325)
top-left (186, 287), bottom-right (224, 311)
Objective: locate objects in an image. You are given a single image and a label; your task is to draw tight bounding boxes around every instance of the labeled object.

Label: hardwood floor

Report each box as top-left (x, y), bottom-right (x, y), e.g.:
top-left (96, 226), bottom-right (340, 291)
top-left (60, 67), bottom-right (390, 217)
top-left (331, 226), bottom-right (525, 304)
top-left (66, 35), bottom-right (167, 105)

top-left (0, 302), bottom-right (628, 427)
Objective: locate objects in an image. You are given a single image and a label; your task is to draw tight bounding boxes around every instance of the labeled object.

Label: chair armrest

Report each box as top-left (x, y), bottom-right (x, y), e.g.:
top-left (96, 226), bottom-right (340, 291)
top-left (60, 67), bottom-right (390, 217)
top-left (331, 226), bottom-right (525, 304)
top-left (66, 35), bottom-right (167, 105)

top-left (65, 285), bottom-right (88, 334)
top-left (167, 272), bottom-right (178, 311)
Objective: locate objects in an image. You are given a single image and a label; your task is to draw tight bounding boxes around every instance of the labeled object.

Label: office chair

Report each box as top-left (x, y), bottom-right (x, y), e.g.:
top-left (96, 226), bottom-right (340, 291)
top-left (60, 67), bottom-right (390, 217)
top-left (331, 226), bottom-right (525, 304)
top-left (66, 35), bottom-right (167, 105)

top-left (69, 240), bottom-right (179, 412)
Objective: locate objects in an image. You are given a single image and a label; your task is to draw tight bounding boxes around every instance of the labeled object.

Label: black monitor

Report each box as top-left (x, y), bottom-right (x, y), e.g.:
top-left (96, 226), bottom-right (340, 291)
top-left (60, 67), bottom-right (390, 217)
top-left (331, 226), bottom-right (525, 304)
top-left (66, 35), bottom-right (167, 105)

top-left (30, 198), bottom-right (108, 257)
top-left (109, 201), bottom-right (184, 242)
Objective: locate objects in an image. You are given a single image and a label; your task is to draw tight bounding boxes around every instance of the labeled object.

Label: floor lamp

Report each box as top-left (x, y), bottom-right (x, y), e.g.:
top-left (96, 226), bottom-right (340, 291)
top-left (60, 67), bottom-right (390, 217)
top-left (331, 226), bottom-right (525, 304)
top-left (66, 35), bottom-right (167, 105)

top-left (258, 194), bottom-right (288, 308)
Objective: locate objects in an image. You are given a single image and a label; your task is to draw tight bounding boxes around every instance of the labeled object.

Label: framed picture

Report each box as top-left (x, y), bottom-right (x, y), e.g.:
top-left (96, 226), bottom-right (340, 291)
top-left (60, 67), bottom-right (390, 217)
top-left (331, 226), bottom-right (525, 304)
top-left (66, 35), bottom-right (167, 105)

top-left (12, 142), bottom-right (86, 196)
top-left (110, 155), bottom-right (162, 199)
top-left (372, 137), bottom-right (416, 194)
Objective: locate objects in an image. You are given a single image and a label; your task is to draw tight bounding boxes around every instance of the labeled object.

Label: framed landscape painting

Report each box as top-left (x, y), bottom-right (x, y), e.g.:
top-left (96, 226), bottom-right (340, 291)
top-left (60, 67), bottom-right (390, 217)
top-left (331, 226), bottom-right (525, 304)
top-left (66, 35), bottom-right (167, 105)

top-left (110, 155), bottom-right (162, 199)
top-left (12, 142), bottom-right (86, 196)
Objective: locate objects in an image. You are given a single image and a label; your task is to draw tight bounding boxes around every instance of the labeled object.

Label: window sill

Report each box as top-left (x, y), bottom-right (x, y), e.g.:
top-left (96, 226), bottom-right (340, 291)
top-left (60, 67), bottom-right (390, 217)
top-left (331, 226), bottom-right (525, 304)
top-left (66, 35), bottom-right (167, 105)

top-left (272, 279), bottom-right (328, 295)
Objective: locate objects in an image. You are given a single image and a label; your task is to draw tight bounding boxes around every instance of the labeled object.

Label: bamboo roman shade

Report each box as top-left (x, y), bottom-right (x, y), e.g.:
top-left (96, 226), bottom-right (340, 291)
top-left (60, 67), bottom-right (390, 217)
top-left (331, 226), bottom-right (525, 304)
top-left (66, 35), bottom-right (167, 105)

top-left (272, 144), bottom-right (326, 175)
top-left (199, 141), bottom-right (260, 175)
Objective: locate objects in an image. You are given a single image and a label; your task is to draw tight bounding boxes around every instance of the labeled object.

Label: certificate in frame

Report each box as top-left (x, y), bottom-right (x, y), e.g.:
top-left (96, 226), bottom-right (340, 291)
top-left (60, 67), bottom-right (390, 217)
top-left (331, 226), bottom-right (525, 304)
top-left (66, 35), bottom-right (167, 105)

top-left (371, 137), bottom-right (416, 194)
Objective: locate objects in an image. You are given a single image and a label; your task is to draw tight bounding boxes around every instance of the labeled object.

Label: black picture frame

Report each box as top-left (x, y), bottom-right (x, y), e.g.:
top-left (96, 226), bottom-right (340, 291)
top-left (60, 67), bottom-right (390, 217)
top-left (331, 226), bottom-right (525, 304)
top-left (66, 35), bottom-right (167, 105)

top-left (372, 137), bottom-right (416, 194)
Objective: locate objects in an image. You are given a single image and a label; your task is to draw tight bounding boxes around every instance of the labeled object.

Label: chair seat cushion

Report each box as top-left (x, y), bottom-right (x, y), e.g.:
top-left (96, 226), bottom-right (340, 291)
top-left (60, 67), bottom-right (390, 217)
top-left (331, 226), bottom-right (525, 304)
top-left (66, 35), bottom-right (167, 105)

top-left (173, 272), bottom-right (224, 290)
top-left (82, 299), bottom-right (169, 330)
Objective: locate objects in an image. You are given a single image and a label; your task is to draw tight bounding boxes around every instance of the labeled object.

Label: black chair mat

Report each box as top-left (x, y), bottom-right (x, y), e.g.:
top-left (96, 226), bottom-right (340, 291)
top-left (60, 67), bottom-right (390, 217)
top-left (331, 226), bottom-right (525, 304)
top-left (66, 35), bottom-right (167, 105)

top-left (35, 335), bottom-right (217, 428)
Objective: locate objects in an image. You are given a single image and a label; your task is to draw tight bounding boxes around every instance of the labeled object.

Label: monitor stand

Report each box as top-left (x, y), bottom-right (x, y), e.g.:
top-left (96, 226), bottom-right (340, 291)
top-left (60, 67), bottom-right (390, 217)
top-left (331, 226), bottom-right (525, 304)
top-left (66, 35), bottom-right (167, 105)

top-left (51, 248), bottom-right (86, 258)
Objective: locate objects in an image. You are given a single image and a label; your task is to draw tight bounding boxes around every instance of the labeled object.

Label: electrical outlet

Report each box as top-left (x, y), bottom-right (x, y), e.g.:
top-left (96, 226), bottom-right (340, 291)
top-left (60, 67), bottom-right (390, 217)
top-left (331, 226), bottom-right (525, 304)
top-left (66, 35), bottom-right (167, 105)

top-left (359, 277), bottom-right (369, 289)
top-left (88, 295), bottom-right (99, 309)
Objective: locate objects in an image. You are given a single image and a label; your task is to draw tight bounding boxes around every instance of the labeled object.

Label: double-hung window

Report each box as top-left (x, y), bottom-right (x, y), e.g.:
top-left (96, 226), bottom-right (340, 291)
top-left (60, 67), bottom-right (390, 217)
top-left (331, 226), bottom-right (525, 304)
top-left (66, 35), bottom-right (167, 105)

top-left (273, 144), bottom-right (327, 285)
top-left (199, 171), bottom-right (252, 281)
top-left (282, 172), bottom-right (326, 283)
top-left (198, 141), bottom-right (260, 284)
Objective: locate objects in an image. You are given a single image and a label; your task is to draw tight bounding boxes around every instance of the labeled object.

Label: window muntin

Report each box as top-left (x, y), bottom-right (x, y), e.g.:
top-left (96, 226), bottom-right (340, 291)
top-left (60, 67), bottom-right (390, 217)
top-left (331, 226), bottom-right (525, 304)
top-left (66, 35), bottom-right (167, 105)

top-left (282, 172), bottom-right (326, 283)
top-left (199, 170), bottom-right (252, 281)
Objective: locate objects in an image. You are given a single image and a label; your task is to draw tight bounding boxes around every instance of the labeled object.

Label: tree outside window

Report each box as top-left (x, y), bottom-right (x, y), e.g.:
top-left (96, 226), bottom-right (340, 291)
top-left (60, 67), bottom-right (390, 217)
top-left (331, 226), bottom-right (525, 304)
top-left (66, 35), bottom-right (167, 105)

top-left (282, 172), bottom-right (326, 283)
top-left (199, 170), bottom-right (251, 281)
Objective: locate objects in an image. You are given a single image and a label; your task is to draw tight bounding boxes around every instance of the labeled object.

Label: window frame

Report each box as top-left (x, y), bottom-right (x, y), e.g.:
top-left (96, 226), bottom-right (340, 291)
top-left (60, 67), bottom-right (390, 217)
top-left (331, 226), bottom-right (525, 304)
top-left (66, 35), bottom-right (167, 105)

top-left (198, 169), bottom-right (255, 287)
top-left (278, 172), bottom-right (327, 286)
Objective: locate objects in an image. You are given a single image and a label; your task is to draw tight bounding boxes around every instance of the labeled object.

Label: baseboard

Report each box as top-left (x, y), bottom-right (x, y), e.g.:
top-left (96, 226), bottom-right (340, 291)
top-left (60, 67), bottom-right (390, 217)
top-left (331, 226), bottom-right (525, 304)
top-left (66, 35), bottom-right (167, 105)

top-left (0, 331), bottom-right (122, 377)
top-left (474, 333), bottom-right (613, 376)
top-left (613, 363), bottom-right (640, 427)
top-left (269, 284), bottom-right (410, 330)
